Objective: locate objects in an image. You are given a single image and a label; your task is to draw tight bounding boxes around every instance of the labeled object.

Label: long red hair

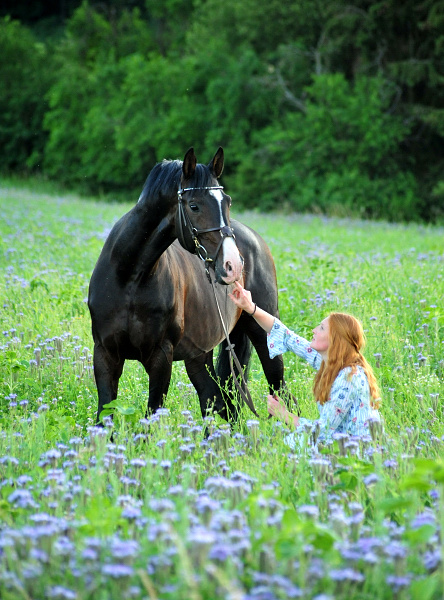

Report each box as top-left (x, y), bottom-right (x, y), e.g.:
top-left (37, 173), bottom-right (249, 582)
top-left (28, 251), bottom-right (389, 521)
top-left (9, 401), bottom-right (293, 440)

top-left (313, 312), bottom-right (380, 408)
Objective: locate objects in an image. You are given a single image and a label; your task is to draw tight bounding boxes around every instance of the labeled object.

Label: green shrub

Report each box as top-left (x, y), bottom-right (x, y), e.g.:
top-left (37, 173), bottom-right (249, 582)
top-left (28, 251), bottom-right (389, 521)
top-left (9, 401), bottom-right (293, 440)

top-left (231, 73), bottom-right (421, 221)
top-left (43, 2), bottom-right (158, 192)
top-left (0, 17), bottom-right (54, 172)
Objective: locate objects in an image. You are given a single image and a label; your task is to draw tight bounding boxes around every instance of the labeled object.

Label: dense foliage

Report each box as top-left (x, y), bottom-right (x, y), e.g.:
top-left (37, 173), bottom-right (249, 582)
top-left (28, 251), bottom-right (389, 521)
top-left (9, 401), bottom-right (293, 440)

top-left (2, 0), bottom-right (444, 221)
top-left (0, 184), bottom-right (443, 598)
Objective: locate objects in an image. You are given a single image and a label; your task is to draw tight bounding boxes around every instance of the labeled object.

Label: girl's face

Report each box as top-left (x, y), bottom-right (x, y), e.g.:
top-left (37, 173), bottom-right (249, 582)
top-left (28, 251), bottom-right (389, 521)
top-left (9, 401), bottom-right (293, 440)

top-left (311, 317), bottom-right (330, 354)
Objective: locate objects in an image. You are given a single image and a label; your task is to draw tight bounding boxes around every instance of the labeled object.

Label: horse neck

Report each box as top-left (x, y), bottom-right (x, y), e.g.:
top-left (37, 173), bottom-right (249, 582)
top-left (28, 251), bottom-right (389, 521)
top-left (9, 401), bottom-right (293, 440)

top-left (111, 194), bottom-right (176, 279)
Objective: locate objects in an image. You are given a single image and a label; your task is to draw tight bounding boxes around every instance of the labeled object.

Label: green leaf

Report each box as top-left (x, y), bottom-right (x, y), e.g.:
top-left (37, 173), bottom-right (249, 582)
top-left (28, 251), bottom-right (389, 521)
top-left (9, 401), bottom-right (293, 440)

top-left (30, 278), bottom-right (49, 293)
top-left (275, 538), bottom-right (303, 560)
top-left (404, 524), bottom-right (435, 545)
top-left (433, 466), bottom-right (444, 483)
top-left (378, 496), bottom-right (414, 514)
top-left (311, 526), bottom-right (336, 550)
top-left (338, 471), bottom-right (358, 491)
top-left (102, 399), bottom-right (135, 416)
top-left (281, 508), bottom-right (300, 532)
top-left (400, 474), bottom-right (432, 493)
top-left (80, 498), bottom-right (124, 536)
top-left (24, 377), bottom-right (41, 389)
top-left (335, 457), bottom-right (374, 475)
top-left (411, 458), bottom-right (438, 473)
top-left (102, 400), bottom-right (119, 409)
top-left (99, 409), bottom-right (114, 420)
top-left (410, 575), bottom-right (439, 600)
top-left (116, 406), bottom-right (135, 415)
top-left (301, 521), bottom-right (337, 551)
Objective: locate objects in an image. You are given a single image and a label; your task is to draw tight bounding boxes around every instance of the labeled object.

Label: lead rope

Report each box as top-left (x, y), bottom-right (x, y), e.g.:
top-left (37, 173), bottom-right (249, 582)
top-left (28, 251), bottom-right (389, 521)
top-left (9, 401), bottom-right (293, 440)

top-left (209, 275), bottom-right (259, 418)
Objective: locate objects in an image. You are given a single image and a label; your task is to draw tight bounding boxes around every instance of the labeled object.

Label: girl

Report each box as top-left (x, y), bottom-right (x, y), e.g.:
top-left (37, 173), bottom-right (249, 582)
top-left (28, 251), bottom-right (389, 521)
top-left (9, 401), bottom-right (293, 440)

top-left (228, 282), bottom-right (381, 447)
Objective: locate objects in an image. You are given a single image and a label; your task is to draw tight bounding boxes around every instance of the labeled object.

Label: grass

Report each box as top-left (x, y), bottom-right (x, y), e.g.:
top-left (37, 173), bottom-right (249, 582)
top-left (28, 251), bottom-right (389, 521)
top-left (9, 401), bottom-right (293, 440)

top-left (0, 180), bottom-right (443, 599)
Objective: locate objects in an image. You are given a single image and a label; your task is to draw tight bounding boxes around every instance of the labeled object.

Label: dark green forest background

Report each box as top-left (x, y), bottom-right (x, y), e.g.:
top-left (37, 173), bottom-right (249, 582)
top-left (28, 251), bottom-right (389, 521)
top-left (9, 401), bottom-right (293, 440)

top-left (1, 0), bottom-right (444, 221)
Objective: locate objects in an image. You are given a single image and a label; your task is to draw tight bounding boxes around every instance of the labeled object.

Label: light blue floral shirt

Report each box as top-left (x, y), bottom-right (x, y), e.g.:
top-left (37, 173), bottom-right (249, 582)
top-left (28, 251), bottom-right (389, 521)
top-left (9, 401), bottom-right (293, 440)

top-left (268, 319), bottom-right (381, 442)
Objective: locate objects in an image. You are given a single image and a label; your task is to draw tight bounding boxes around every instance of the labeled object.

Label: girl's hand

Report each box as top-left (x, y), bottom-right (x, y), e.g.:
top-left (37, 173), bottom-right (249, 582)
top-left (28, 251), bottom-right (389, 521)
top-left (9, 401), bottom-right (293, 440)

top-left (228, 281), bottom-right (255, 314)
top-left (267, 394), bottom-right (288, 420)
top-left (267, 394), bottom-right (299, 427)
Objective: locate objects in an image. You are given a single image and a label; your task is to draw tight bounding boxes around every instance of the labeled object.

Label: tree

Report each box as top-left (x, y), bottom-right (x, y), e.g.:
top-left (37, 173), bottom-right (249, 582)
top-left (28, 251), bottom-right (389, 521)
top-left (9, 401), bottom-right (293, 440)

top-left (0, 17), bottom-right (54, 171)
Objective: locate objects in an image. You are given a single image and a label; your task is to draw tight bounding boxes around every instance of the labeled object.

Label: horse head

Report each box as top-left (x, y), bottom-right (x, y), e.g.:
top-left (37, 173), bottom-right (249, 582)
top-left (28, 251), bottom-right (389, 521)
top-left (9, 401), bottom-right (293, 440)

top-left (175, 147), bottom-right (244, 285)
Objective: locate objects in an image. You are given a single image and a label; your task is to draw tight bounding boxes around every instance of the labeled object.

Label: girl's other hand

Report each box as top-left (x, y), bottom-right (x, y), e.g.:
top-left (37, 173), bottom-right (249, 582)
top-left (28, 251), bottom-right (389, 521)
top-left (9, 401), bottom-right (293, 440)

top-left (267, 394), bottom-right (287, 420)
top-left (267, 394), bottom-right (299, 427)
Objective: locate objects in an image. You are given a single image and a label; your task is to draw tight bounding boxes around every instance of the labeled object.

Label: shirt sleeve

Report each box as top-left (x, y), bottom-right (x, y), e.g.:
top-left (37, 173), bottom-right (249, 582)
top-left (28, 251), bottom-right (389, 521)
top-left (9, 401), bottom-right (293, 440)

top-left (267, 318), bottom-right (322, 370)
top-left (317, 369), bottom-right (356, 440)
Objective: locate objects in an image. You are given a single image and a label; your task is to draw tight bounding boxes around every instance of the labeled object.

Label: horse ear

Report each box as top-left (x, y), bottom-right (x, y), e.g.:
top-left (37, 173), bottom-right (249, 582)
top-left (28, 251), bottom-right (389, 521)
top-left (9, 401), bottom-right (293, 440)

top-left (209, 147), bottom-right (224, 179)
top-left (182, 147), bottom-right (197, 180)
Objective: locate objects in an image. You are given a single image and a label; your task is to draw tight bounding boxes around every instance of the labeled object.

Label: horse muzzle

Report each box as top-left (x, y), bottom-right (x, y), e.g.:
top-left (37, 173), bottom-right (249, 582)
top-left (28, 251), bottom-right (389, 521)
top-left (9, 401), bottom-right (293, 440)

top-left (215, 236), bottom-right (244, 285)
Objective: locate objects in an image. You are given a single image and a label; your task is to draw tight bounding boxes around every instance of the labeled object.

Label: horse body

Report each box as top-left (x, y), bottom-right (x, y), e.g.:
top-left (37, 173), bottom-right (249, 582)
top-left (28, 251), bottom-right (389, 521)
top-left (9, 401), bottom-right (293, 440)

top-left (89, 148), bottom-right (292, 422)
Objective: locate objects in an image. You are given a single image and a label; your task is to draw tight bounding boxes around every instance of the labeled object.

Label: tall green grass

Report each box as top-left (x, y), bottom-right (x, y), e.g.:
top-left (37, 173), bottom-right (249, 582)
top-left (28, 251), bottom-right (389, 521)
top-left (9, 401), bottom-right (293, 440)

top-left (0, 182), bottom-right (443, 599)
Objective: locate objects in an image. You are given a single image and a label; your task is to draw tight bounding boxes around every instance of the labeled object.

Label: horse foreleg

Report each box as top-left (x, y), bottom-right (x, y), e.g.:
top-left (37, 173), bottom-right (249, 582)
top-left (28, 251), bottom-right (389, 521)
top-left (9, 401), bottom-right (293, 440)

top-left (143, 343), bottom-right (174, 416)
top-left (185, 351), bottom-right (237, 422)
top-left (243, 317), bottom-right (300, 415)
top-left (94, 344), bottom-right (124, 424)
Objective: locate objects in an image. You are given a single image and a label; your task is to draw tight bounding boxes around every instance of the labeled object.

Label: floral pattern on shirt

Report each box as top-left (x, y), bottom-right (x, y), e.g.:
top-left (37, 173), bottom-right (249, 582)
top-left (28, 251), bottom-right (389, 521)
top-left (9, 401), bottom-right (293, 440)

top-left (267, 318), bottom-right (380, 442)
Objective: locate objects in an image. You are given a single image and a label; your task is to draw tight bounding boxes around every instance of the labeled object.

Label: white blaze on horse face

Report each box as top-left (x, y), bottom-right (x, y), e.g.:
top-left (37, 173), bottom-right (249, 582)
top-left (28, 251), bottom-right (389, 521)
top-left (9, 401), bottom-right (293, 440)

top-left (209, 189), bottom-right (225, 227)
top-left (210, 189), bottom-right (243, 283)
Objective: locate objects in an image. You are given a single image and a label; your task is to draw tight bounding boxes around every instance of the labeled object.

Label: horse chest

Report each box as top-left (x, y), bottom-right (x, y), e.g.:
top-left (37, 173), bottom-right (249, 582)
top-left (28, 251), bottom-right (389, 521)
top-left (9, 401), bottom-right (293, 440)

top-left (172, 292), bottom-right (239, 359)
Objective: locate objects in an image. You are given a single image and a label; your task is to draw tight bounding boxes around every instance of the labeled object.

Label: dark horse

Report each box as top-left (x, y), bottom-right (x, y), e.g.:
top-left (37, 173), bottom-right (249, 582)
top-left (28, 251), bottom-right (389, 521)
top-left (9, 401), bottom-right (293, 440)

top-left (88, 147), bottom-right (292, 423)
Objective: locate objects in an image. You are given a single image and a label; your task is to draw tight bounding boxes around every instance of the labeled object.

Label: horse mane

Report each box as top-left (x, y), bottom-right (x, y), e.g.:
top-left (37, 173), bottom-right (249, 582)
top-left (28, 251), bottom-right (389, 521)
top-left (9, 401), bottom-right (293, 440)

top-left (138, 159), bottom-right (216, 204)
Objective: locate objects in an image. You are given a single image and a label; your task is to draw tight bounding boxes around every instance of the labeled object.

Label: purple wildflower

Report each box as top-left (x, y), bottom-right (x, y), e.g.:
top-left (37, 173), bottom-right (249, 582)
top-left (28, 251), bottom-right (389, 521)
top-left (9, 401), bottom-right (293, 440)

top-left (209, 544), bottom-right (233, 562)
top-left (101, 564), bottom-right (134, 578)
top-left (8, 489), bottom-right (37, 509)
top-left (297, 505), bottom-right (319, 519)
top-left (411, 511), bottom-right (435, 529)
top-left (130, 458), bottom-right (146, 469)
top-left (121, 506), bottom-right (142, 521)
top-left (110, 538), bottom-right (140, 559)
top-left (423, 549), bottom-right (441, 571)
top-left (363, 473), bottom-right (379, 487)
top-left (386, 575), bottom-right (411, 591)
top-left (46, 586), bottom-right (77, 599)
top-left (383, 541), bottom-right (407, 559)
top-left (188, 527), bottom-right (216, 545)
top-left (329, 568), bottom-right (364, 582)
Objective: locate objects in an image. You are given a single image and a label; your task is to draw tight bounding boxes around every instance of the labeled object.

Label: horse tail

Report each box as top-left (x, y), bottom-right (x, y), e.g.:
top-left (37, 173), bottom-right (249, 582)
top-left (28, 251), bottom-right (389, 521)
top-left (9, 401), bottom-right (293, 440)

top-left (215, 320), bottom-right (252, 400)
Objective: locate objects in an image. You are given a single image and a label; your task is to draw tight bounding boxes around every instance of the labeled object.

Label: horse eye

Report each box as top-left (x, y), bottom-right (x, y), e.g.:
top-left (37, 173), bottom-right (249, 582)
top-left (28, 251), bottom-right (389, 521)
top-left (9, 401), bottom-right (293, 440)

top-left (189, 203), bottom-right (199, 212)
top-left (227, 196), bottom-right (232, 207)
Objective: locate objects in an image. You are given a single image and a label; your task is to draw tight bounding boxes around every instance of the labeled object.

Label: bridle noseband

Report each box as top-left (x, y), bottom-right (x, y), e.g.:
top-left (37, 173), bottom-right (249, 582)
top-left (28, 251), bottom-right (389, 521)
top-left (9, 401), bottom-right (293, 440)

top-left (176, 185), bottom-right (237, 282)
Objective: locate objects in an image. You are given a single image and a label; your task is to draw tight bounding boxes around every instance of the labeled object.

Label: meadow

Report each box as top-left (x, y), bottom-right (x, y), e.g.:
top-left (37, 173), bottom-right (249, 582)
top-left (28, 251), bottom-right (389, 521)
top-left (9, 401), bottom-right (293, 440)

top-left (0, 181), bottom-right (443, 600)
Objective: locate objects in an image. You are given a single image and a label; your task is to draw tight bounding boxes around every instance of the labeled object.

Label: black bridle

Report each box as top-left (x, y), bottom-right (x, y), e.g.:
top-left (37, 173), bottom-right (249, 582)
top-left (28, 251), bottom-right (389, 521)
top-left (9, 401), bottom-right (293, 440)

top-left (175, 185), bottom-right (237, 282)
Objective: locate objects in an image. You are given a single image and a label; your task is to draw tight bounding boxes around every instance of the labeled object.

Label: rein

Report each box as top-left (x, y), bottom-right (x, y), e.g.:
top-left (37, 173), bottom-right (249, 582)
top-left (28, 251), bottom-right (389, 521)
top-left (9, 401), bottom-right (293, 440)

top-left (209, 276), bottom-right (259, 418)
top-left (176, 185), bottom-right (259, 417)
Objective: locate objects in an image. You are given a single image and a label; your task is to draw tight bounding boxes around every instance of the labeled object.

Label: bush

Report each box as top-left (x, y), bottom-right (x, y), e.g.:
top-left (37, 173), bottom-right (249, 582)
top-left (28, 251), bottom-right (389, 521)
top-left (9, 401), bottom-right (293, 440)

top-left (231, 73), bottom-right (421, 221)
top-left (43, 3), bottom-right (279, 195)
top-left (42, 3), bottom-right (158, 192)
top-left (0, 17), bottom-right (54, 172)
